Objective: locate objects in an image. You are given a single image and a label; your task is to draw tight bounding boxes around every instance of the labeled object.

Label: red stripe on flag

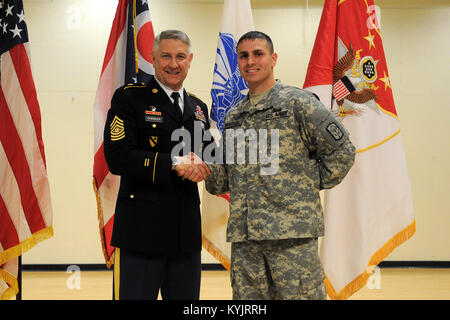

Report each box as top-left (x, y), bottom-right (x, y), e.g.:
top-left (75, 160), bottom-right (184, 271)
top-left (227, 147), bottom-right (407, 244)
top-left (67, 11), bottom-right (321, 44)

top-left (0, 195), bottom-right (19, 251)
top-left (0, 86), bottom-right (46, 234)
top-left (303, 0), bottom-right (337, 88)
top-left (333, 81), bottom-right (350, 100)
top-left (93, 143), bottom-right (109, 189)
top-left (100, 0), bottom-right (129, 75)
top-left (8, 44), bottom-right (47, 168)
top-left (94, 0), bottom-right (129, 189)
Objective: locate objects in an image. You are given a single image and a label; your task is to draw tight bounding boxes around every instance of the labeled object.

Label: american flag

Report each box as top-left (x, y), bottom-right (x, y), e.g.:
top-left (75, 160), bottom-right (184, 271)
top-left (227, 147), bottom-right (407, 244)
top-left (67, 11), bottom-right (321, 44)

top-left (0, 0), bottom-right (53, 300)
top-left (93, 0), bottom-right (155, 268)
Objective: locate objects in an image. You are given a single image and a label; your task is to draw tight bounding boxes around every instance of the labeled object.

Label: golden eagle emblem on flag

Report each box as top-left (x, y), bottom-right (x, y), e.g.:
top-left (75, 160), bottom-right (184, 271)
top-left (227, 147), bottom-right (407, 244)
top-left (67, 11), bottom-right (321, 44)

top-left (333, 40), bottom-right (379, 117)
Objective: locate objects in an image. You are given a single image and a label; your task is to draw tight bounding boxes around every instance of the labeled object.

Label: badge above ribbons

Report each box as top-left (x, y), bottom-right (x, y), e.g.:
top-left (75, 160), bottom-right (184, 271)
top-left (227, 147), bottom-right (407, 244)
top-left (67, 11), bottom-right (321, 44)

top-left (146, 106), bottom-right (161, 116)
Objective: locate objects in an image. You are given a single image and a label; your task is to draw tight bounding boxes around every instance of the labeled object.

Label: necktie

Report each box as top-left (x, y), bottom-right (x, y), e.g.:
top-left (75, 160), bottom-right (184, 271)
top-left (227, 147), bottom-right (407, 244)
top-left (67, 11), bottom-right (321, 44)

top-left (171, 92), bottom-right (182, 116)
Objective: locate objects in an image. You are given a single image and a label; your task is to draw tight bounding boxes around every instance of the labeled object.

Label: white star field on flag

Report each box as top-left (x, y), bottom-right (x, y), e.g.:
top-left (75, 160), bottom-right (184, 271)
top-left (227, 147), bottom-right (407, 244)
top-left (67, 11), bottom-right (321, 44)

top-left (0, 1), bottom-right (28, 54)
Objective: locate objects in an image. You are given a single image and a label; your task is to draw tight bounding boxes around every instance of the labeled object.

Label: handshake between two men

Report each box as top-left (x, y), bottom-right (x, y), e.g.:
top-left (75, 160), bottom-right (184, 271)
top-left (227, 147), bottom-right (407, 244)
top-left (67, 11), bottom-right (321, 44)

top-left (173, 152), bottom-right (211, 183)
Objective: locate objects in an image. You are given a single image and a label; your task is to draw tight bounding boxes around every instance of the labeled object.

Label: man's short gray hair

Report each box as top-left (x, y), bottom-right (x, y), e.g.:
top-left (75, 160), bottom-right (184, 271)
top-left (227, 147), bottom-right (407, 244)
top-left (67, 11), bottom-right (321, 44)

top-left (153, 30), bottom-right (192, 53)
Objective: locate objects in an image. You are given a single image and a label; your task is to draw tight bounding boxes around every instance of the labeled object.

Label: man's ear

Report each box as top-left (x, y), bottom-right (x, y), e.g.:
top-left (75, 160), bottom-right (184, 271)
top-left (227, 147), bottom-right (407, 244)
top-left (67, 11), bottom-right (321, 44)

top-left (272, 52), bottom-right (278, 68)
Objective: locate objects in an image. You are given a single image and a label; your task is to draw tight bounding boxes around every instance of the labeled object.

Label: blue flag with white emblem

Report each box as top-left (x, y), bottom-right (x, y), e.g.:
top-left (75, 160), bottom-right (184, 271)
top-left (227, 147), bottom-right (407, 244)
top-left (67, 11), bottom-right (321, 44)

top-left (202, 0), bottom-right (254, 271)
top-left (211, 32), bottom-right (249, 132)
top-left (210, 0), bottom-right (254, 133)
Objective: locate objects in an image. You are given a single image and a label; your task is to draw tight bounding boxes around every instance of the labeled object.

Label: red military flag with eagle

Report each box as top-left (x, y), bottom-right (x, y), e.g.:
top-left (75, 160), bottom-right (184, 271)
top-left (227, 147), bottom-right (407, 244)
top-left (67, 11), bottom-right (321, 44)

top-left (303, 0), bottom-right (415, 299)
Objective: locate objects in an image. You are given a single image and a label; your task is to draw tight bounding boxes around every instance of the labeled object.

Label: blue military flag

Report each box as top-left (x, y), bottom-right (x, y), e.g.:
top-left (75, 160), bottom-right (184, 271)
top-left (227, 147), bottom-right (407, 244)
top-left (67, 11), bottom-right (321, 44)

top-left (210, 32), bottom-right (249, 132)
top-left (202, 0), bottom-right (254, 271)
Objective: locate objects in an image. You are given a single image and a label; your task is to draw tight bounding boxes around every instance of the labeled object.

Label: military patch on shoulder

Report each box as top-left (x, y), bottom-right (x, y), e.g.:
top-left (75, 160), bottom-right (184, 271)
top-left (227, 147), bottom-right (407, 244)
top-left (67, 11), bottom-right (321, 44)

top-left (110, 116), bottom-right (125, 141)
top-left (326, 123), bottom-right (344, 141)
top-left (187, 91), bottom-right (204, 103)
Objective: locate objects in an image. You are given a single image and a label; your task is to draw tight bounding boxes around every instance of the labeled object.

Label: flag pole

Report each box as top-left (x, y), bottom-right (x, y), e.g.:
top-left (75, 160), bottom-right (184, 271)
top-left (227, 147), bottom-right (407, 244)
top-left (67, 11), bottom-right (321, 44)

top-left (133, 0), bottom-right (139, 75)
top-left (17, 255), bottom-right (22, 300)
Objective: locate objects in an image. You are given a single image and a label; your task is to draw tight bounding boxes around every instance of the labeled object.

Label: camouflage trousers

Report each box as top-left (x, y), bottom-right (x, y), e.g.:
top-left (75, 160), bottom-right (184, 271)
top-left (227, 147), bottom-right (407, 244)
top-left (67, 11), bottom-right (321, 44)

top-left (230, 238), bottom-right (327, 300)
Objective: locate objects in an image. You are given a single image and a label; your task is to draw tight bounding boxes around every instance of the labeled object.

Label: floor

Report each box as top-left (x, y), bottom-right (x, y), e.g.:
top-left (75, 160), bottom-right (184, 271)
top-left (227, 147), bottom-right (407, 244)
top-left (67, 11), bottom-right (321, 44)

top-left (18, 268), bottom-right (450, 300)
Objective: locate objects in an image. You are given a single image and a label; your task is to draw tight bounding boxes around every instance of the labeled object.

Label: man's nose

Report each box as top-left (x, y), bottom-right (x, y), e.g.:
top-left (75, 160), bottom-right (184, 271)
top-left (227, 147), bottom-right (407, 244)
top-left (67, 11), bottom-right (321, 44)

top-left (247, 54), bottom-right (255, 65)
top-left (168, 57), bottom-right (178, 68)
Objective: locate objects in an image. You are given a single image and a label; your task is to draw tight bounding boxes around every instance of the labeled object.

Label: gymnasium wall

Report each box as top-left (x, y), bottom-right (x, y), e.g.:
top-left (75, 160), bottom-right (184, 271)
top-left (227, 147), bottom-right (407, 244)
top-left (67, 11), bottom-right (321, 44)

top-left (20, 0), bottom-right (450, 265)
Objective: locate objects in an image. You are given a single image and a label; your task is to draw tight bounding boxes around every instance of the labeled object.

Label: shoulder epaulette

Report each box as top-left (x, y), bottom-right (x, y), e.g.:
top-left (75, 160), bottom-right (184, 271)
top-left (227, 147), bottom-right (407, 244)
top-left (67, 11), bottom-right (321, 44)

top-left (123, 82), bottom-right (147, 90)
top-left (186, 91), bottom-right (201, 100)
top-left (187, 91), bottom-right (202, 101)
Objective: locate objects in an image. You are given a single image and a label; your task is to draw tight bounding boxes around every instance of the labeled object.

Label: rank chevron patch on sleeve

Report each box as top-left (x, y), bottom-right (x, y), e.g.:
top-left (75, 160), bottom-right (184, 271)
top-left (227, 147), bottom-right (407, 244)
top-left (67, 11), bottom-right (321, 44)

top-left (110, 115), bottom-right (125, 141)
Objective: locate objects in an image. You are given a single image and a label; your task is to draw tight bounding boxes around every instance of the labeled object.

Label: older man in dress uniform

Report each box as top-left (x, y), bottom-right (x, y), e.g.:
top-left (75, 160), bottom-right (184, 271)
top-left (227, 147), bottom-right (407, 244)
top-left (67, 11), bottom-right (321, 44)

top-left (104, 30), bottom-right (211, 300)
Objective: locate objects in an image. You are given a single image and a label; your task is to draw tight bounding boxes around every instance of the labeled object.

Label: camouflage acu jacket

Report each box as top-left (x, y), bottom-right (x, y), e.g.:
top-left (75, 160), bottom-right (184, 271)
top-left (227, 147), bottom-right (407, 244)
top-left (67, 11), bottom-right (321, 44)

top-left (205, 80), bottom-right (355, 242)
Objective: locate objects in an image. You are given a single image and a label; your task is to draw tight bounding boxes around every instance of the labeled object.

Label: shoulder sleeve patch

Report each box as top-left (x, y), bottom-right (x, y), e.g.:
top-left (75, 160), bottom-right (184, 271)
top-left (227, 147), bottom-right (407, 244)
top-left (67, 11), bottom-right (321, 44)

top-left (317, 114), bottom-right (348, 147)
top-left (326, 123), bottom-right (344, 141)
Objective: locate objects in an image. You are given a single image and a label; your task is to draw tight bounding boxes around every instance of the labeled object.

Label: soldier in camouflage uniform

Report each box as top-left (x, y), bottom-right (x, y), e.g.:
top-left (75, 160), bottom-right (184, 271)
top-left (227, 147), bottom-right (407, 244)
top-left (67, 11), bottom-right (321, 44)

top-left (205, 31), bottom-right (356, 300)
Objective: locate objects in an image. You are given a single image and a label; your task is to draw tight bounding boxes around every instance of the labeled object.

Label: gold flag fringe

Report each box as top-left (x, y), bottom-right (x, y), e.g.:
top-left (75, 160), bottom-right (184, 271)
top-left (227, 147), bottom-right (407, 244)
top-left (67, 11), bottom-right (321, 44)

top-left (92, 177), bottom-right (114, 269)
top-left (0, 269), bottom-right (18, 300)
top-left (325, 219), bottom-right (416, 300)
top-left (0, 226), bottom-right (53, 300)
top-left (202, 235), bottom-right (230, 271)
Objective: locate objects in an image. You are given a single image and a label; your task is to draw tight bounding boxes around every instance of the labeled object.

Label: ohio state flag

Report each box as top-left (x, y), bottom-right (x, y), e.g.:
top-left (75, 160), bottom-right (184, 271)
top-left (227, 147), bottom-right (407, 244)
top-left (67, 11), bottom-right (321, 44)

top-left (93, 0), bottom-right (155, 267)
top-left (303, 0), bottom-right (415, 299)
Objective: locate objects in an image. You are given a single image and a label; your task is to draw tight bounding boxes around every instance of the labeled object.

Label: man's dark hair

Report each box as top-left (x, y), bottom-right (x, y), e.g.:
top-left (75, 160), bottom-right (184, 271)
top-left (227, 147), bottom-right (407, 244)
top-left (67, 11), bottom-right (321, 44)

top-left (237, 31), bottom-right (274, 53)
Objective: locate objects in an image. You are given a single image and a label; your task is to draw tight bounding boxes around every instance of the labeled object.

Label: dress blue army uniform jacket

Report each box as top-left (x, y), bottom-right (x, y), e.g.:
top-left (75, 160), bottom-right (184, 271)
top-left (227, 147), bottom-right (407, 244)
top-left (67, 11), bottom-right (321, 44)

top-left (103, 76), bottom-right (211, 255)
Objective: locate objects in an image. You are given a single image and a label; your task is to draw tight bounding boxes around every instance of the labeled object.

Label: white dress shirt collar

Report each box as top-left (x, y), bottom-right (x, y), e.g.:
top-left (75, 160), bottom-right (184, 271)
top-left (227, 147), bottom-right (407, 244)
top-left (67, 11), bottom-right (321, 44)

top-left (154, 76), bottom-right (184, 113)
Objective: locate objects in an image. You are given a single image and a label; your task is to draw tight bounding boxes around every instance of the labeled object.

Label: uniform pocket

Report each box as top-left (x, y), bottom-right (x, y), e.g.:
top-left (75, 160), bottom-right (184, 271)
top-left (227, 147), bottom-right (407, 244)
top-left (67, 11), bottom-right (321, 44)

top-left (292, 238), bottom-right (327, 300)
top-left (298, 263), bottom-right (326, 299)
